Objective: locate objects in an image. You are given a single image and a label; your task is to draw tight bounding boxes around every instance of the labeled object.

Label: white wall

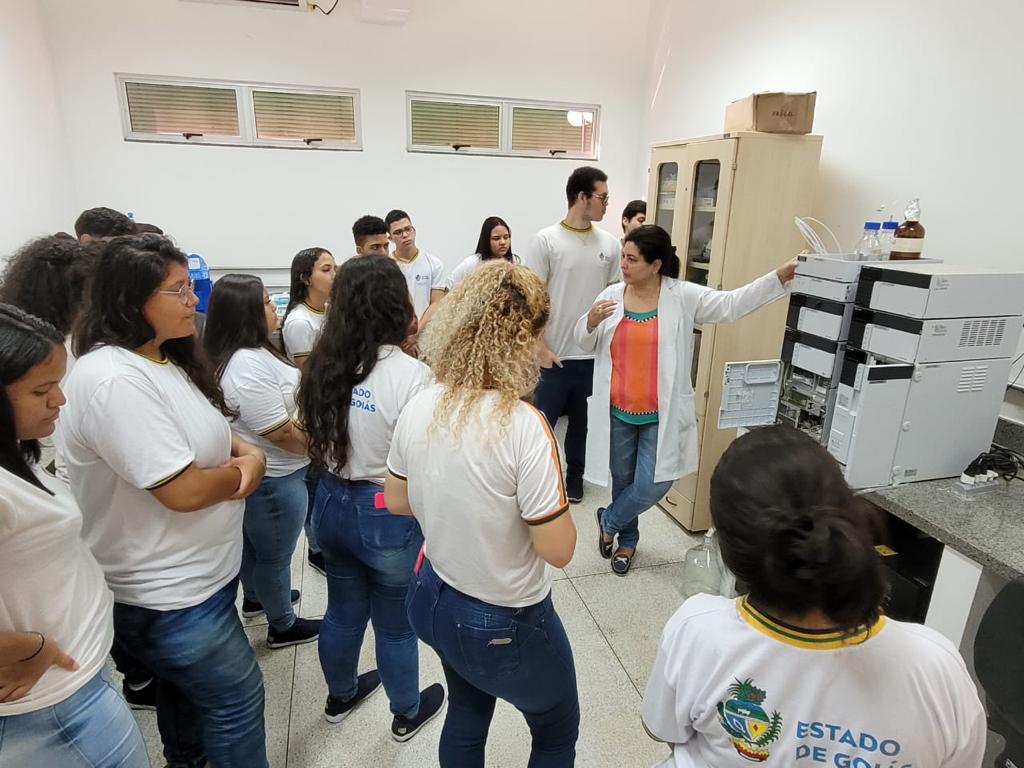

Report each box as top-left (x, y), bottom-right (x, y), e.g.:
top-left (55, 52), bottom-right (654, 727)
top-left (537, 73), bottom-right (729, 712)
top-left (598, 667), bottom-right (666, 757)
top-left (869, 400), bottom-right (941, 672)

top-left (0, 0), bottom-right (77, 257)
top-left (642, 0), bottom-right (1024, 270)
top-left (37, 0), bottom-right (649, 271)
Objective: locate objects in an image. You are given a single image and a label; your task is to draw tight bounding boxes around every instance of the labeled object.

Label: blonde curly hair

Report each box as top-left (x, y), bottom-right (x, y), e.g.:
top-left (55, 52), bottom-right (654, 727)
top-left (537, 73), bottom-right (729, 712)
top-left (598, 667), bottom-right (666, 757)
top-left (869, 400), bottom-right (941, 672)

top-left (420, 260), bottom-right (549, 441)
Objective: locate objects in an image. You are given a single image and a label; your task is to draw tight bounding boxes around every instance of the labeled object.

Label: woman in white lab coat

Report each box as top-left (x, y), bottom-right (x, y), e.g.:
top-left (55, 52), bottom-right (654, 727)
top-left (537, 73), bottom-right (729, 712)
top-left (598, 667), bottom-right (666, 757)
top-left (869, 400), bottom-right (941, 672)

top-left (574, 224), bottom-right (795, 575)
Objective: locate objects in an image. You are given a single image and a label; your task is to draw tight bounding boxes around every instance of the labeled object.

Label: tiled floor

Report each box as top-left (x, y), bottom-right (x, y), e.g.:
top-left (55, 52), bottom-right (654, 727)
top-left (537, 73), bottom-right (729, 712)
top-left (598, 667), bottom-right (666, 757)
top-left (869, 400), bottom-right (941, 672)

top-left (120, 481), bottom-right (701, 768)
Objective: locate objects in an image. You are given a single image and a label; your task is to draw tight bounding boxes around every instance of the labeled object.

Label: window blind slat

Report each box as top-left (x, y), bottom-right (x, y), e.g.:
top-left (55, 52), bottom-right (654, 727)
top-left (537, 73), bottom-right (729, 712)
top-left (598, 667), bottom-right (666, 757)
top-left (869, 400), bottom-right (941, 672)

top-left (511, 107), bottom-right (594, 154)
top-left (253, 90), bottom-right (356, 141)
top-left (125, 82), bottom-right (240, 136)
top-left (410, 100), bottom-right (500, 148)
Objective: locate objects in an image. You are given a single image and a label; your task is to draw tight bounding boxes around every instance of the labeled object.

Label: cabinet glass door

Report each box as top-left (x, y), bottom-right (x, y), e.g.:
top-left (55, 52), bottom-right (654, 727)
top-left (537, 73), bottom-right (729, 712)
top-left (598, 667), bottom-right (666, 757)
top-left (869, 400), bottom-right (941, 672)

top-left (684, 160), bottom-right (720, 288)
top-left (653, 162), bottom-right (678, 234)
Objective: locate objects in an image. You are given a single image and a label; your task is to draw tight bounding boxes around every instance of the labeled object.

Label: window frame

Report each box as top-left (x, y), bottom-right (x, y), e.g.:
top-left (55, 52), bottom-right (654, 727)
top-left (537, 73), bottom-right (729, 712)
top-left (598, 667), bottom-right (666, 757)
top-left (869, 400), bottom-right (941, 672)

top-left (406, 91), bottom-right (600, 160)
top-left (405, 92), bottom-right (504, 157)
top-left (115, 73), bottom-right (363, 151)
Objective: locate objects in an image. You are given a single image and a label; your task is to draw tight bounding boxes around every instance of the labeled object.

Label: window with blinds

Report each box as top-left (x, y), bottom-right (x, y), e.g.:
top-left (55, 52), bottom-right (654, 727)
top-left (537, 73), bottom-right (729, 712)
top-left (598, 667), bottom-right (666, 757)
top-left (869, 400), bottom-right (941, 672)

top-left (409, 99), bottom-right (500, 150)
top-left (407, 92), bottom-right (599, 159)
top-left (252, 90), bottom-right (358, 146)
top-left (124, 81), bottom-right (240, 138)
top-left (117, 74), bottom-right (362, 151)
top-left (510, 106), bottom-right (595, 157)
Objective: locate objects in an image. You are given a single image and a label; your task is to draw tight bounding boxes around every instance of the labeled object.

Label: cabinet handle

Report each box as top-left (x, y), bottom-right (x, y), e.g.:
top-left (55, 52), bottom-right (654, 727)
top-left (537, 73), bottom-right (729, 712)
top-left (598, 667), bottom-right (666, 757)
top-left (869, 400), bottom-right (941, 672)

top-left (664, 497), bottom-right (678, 507)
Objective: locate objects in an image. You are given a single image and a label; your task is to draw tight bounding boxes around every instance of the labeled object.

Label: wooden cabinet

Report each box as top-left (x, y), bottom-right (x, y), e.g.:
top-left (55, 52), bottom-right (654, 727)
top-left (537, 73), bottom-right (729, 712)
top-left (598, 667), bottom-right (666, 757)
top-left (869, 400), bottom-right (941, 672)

top-left (649, 132), bottom-right (822, 531)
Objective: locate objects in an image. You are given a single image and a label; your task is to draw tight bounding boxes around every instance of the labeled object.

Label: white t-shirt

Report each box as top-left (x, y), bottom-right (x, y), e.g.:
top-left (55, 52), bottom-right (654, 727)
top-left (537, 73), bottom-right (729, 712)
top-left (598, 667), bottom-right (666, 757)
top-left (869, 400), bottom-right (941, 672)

top-left (642, 594), bottom-right (987, 768)
top-left (220, 347), bottom-right (309, 478)
top-left (336, 345), bottom-right (432, 484)
top-left (58, 346), bottom-right (244, 610)
top-left (0, 467), bottom-right (113, 715)
top-left (394, 250), bottom-right (446, 318)
top-left (387, 385), bottom-right (568, 607)
top-left (446, 253), bottom-right (521, 290)
top-left (51, 335), bottom-right (77, 483)
top-left (523, 222), bottom-right (621, 360)
top-left (282, 302), bottom-right (325, 361)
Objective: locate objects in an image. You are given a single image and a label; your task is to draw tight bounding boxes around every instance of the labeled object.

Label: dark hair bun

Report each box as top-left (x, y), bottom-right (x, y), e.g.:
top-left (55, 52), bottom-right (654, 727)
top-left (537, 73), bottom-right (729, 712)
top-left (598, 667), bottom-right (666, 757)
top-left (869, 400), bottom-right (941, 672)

top-left (711, 426), bottom-right (885, 633)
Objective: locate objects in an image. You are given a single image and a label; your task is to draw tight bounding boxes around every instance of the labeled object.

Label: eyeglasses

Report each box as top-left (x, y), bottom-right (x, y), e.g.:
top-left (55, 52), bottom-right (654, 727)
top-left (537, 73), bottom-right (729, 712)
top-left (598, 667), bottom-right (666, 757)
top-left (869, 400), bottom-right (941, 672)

top-left (156, 280), bottom-right (195, 306)
top-left (590, 193), bottom-right (610, 204)
top-left (391, 225), bottom-right (415, 238)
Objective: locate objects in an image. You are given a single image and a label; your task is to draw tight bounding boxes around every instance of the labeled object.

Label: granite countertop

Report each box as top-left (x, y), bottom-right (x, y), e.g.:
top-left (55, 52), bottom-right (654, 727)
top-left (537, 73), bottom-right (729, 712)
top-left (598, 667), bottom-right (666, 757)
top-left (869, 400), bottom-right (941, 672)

top-left (866, 479), bottom-right (1024, 581)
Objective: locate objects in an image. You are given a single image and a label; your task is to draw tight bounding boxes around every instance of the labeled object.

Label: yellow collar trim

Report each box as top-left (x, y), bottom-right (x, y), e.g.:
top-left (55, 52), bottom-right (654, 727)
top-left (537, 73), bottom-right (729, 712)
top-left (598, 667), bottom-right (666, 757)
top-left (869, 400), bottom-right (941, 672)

top-left (302, 302), bottom-right (325, 315)
top-left (392, 248), bottom-right (420, 266)
top-left (737, 597), bottom-right (885, 650)
top-left (560, 221), bottom-right (593, 234)
top-left (132, 350), bottom-right (169, 365)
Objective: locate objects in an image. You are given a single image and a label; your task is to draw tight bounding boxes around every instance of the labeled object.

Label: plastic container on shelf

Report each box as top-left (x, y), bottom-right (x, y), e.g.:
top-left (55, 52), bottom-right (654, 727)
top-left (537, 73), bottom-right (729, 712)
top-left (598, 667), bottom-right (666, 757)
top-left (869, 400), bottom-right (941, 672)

top-left (853, 221), bottom-right (883, 261)
top-left (879, 220), bottom-right (898, 259)
top-left (680, 528), bottom-right (723, 600)
top-left (187, 253), bottom-right (212, 313)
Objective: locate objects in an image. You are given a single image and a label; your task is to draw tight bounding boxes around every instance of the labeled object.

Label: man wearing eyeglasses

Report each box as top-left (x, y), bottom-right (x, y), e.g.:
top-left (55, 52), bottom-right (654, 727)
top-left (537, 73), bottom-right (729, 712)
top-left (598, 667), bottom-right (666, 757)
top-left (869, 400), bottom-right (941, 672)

top-left (523, 166), bottom-right (621, 504)
top-left (384, 209), bottom-right (447, 321)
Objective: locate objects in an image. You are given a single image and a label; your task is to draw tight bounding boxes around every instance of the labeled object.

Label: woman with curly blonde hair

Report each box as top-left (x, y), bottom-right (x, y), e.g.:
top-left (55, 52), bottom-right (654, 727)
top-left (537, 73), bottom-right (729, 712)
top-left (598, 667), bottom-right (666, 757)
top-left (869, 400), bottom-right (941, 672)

top-left (384, 260), bottom-right (580, 767)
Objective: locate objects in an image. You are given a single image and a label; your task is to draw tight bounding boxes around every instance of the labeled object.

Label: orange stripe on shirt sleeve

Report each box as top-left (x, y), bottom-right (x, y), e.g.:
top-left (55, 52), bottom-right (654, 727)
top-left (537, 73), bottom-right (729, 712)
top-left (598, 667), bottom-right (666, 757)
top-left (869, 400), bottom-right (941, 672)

top-left (525, 403), bottom-right (568, 509)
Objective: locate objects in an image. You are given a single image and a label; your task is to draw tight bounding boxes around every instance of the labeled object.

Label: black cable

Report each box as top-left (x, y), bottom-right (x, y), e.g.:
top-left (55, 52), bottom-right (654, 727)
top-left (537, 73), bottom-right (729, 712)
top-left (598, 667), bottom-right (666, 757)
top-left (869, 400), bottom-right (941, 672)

top-left (966, 447), bottom-right (1024, 482)
top-left (309, 0), bottom-right (339, 14)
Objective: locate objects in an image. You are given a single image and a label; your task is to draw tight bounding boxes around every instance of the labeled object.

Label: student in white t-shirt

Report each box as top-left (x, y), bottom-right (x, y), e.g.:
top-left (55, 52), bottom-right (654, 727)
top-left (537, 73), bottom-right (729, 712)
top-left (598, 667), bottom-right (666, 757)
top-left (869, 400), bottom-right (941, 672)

top-left (642, 425), bottom-right (987, 768)
top-left (523, 166), bottom-right (622, 505)
top-left (445, 215), bottom-right (520, 291)
top-left (385, 261), bottom-right (579, 767)
top-left (0, 237), bottom-right (162, 711)
top-left (0, 305), bottom-right (148, 768)
top-left (58, 234), bottom-right (270, 768)
top-left (296, 254), bottom-right (444, 739)
top-left (205, 275), bottom-right (321, 650)
top-left (281, 246), bottom-right (337, 577)
top-left (281, 246), bottom-right (336, 369)
top-left (384, 209), bottom-right (447, 320)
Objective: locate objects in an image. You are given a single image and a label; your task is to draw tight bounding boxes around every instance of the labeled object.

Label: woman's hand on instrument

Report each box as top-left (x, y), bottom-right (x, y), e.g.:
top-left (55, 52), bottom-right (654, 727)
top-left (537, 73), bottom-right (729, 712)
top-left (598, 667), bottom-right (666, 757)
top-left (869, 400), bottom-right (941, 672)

top-left (775, 258), bottom-right (799, 285)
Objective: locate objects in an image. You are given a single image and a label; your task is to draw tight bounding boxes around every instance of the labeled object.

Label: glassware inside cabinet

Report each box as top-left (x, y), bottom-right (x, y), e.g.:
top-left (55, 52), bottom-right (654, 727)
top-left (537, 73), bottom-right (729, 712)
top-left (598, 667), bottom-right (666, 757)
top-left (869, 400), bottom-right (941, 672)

top-left (685, 160), bottom-right (720, 288)
top-left (654, 162), bottom-right (678, 235)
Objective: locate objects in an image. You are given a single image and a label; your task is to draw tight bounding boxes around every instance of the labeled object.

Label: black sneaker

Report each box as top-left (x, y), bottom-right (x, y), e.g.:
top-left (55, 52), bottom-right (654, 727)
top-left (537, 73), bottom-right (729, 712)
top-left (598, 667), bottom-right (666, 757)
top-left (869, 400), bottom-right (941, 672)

top-left (324, 670), bottom-right (382, 724)
top-left (611, 548), bottom-right (634, 576)
top-left (566, 475), bottom-right (584, 504)
top-left (123, 678), bottom-right (157, 711)
top-left (391, 683), bottom-right (445, 742)
top-left (267, 617), bottom-right (321, 649)
top-left (308, 549), bottom-right (327, 576)
top-left (241, 589), bottom-right (300, 619)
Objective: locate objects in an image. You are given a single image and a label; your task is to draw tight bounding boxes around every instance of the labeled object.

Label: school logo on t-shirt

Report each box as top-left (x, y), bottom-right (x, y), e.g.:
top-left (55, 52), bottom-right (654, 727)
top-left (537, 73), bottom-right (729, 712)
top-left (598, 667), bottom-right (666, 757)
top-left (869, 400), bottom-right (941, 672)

top-left (717, 678), bottom-right (783, 762)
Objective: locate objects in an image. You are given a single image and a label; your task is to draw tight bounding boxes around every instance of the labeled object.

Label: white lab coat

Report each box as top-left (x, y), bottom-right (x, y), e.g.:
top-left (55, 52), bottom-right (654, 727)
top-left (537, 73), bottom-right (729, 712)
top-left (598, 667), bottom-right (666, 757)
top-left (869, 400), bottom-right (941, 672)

top-left (573, 272), bottom-right (786, 486)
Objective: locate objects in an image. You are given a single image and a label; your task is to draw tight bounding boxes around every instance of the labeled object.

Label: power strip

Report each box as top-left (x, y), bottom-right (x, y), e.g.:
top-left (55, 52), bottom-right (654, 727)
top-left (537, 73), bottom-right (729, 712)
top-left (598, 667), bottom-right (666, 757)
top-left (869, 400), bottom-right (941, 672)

top-left (952, 476), bottom-right (1006, 500)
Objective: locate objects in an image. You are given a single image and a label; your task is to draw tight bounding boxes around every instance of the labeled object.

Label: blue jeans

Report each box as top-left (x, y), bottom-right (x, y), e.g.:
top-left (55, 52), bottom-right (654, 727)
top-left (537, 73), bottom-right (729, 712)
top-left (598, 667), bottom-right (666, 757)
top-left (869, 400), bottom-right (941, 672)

top-left (312, 475), bottom-right (423, 717)
top-left (600, 415), bottom-right (673, 551)
top-left (532, 359), bottom-right (594, 481)
top-left (0, 668), bottom-right (149, 768)
top-left (304, 465), bottom-right (322, 553)
top-left (240, 466), bottom-right (308, 631)
top-left (113, 579), bottom-right (267, 768)
top-left (407, 559), bottom-right (579, 768)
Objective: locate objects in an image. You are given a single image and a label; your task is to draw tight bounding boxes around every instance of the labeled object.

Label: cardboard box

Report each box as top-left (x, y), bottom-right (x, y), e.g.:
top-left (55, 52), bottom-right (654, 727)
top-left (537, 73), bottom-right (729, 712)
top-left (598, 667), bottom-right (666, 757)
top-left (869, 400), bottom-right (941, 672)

top-left (724, 92), bottom-right (816, 134)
